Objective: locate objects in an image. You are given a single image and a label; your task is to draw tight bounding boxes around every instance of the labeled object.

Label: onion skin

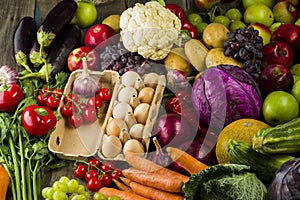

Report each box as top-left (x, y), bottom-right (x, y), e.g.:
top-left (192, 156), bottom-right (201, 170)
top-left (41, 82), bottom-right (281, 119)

top-left (152, 113), bottom-right (193, 148)
top-left (0, 65), bottom-right (18, 85)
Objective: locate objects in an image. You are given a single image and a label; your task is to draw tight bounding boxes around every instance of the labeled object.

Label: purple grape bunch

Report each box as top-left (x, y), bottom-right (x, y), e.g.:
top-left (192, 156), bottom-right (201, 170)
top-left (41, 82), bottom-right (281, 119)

top-left (223, 27), bottom-right (264, 82)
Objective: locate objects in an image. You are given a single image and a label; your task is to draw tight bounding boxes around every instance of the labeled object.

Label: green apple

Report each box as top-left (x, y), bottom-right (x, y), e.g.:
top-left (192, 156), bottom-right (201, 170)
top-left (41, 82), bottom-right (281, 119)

top-left (262, 91), bottom-right (299, 125)
top-left (291, 79), bottom-right (300, 104)
top-left (242, 0), bottom-right (275, 9)
top-left (71, 1), bottom-right (98, 28)
top-left (295, 18), bottom-right (300, 26)
top-left (244, 4), bottom-right (274, 27)
top-left (269, 22), bottom-right (283, 33)
top-left (294, 75), bottom-right (300, 83)
top-left (290, 63), bottom-right (300, 76)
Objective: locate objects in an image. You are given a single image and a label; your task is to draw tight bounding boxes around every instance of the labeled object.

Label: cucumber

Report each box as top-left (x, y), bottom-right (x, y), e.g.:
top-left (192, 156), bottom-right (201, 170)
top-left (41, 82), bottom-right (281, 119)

top-left (227, 139), bottom-right (294, 184)
top-left (252, 117), bottom-right (300, 154)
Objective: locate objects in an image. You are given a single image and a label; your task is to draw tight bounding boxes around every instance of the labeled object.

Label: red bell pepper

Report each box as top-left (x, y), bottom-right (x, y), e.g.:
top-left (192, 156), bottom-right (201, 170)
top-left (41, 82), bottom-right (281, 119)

top-left (181, 20), bottom-right (198, 39)
top-left (165, 4), bottom-right (187, 21)
top-left (22, 104), bottom-right (56, 137)
top-left (0, 83), bottom-right (24, 113)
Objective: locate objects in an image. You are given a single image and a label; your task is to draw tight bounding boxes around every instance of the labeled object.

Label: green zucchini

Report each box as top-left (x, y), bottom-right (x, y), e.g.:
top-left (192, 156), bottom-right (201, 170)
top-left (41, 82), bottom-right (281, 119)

top-left (227, 139), bottom-right (294, 184)
top-left (252, 117), bottom-right (300, 154)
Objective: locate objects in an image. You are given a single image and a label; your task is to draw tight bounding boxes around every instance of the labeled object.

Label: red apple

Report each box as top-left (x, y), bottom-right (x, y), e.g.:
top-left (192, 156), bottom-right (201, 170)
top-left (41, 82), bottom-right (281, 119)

top-left (259, 63), bottom-right (294, 95)
top-left (272, 23), bottom-right (300, 61)
top-left (67, 46), bottom-right (100, 72)
top-left (194, 0), bottom-right (220, 10)
top-left (262, 41), bottom-right (294, 68)
top-left (248, 23), bottom-right (271, 45)
top-left (276, 0), bottom-right (298, 6)
top-left (84, 24), bottom-right (115, 48)
top-left (272, 1), bottom-right (299, 24)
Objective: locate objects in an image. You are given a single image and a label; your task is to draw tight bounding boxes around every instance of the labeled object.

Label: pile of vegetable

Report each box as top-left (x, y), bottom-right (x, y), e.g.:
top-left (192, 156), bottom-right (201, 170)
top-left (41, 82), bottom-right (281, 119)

top-left (1, 0), bottom-right (300, 199)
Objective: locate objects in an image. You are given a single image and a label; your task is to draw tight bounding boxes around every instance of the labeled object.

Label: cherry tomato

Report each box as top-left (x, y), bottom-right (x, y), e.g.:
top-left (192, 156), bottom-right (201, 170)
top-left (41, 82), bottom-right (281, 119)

top-left (64, 93), bottom-right (79, 103)
top-left (100, 162), bottom-right (113, 173)
top-left (0, 83), bottom-right (24, 113)
top-left (83, 107), bottom-right (97, 124)
top-left (99, 173), bottom-right (112, 187)
top-left (61, 103), bottom-right (73, 117)
top-left (97, 88), bottom-right (112, 101)
top-left (111, 169), bottom-right (123, 180)
top-left (85, 169), bottom-right (98, 182)
top-left (69, 113), bottom-right (83, 128)
top-left (88, 157), bottom-right (102, 170)
top-left (73, 163), bottom-right (87, 179)
top-left (52, 88), bottom-right (64, 99)
top-left (87, 177), bottom-right (102, 192)
top-left (87, 96), bottom-right (102, 110)
top-left (46, 95), bottom-right (60, 110)
top-left (36, 93), bottom-right (49, 106)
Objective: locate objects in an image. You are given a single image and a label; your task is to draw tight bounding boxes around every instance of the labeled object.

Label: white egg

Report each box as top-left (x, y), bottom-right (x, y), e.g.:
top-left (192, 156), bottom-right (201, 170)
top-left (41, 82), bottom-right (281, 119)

top-left (143, 73), bottom-right (159, 88)
top-left (129, 123), bottom-right (145, 139)
top-left (134, 103), bottom-right (150, 124)
top-left (112, 102), bottom-right (133, 119)
top-left (101, 135), bottom-right (122, 158)
top-left (123, 139), bottom-right (145, 156)
top-left (118, 86), bottom-right (137, 103)
top-left (121, 71), bottom-right (141, 87)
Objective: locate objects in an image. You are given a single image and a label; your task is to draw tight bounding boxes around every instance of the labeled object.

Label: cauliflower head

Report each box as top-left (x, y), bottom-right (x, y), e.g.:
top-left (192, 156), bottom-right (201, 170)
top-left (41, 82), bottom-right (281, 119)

top-left (120, 1), bottom-right (181, 60)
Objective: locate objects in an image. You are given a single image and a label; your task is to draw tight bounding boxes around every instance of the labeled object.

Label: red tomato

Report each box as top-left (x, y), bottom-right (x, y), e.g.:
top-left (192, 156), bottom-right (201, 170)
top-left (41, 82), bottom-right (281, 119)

top-left (36, 93), bottom-right (49, 106)
top-left (22, 105), bottom-right (56, 137)
top-left (64, 93), bottom-right (79, 103)
top-left (97, 88), bottom-right (112, 101)
top-left (87, 96), bottom-right (102, 110)
top-left (52, 88), bottom-right (64, 99)
top-left (100, 162), bottom-right (113, 172)
top-left (99, 173), bottom-right (112, 187)
top-left (111, 169), bottom-right (123, 180)
top-left (73, 163), bottom-right (87, 179)
top-left (83, 107), bottom-right (97, 124)
top-left (85, 169), bottom-right (98, 182)
top-left (69, 113), bottom-right (83, 128)
top-left (88, 157), bottom-right (102, 170)
top-left (46, 95), bottom-right (60, 110)
top-left (0, 83), bottom-right (24, 113)
top-left (87, 177), bottom-right (102, 192)
top-left (61, 103), bottom-right (73, 117)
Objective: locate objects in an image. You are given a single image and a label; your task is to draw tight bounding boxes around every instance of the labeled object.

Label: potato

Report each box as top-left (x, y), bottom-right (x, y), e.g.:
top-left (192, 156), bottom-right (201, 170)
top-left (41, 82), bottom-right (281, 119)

top-left (205, 48), bottom-right (242, 68)
top-left (164, 47), bottom-right (193, 76)
top-left (202, 23), bottom-right (229, 49)
top-left (184, 39), bottom-right (209, 72)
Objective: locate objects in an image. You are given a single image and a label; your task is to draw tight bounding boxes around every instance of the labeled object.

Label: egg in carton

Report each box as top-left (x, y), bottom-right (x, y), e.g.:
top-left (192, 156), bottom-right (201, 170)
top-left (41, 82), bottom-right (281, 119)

top-left (98, 71), bottom-right (166, 161)
top-left (48, 69), bottom-right (120, 160)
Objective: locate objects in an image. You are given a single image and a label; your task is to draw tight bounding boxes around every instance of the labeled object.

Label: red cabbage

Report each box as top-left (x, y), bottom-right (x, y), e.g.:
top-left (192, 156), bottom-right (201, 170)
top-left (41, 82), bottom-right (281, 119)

top-left (267, 157), bottom-right (300, 200)
top-left (191, 65), bottom-right (262, 132)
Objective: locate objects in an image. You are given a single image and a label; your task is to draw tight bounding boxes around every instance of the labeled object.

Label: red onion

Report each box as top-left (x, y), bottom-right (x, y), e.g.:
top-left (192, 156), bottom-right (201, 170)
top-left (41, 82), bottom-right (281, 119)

top-left (0, 65), bottom-right (18, 85)
top-left (151, 113), bottom-right (194, 148)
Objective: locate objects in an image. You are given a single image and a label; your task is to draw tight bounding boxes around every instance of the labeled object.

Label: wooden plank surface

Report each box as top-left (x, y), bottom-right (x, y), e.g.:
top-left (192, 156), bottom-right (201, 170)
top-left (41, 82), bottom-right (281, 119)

top-left (0, 0), bottom-right (35, 68)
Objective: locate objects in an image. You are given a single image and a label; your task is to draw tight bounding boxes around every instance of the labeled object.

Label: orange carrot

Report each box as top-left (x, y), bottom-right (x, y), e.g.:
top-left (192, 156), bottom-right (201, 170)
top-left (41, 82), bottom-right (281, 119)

top-left (166, 147), bottom-right (208, 174)
top-left (122, 167), bottom-right (183, 193)
top-left (98, 187), bottom-right (150, 200)
top-left (112, 178), bottom-right (134, 193)
top-left (124, 152), bottom-right (189, 182)
top-left (129, 180), bottom-right (184, 200)
top-left (119, 176), bottom-right (132, 186)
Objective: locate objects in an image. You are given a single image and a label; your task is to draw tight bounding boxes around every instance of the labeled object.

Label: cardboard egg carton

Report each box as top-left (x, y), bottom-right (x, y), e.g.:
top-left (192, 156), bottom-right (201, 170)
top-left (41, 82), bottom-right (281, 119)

top-left (98, 72), bottom-right (166, 161)
top-left (48, 69), bottom-right (120, 160)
